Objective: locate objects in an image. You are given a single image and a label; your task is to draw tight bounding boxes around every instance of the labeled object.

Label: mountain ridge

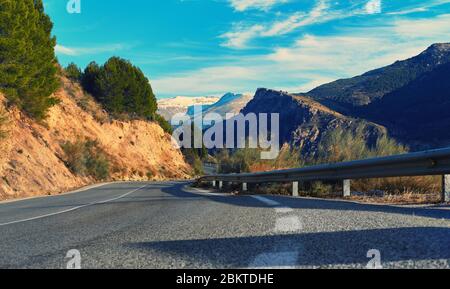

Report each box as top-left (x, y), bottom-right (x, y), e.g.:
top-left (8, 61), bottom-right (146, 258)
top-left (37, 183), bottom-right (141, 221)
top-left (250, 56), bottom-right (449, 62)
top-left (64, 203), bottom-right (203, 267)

top-left (240, 43), bottom-right (450, 153)
top-left (303, 43), bottom-right (450, 113)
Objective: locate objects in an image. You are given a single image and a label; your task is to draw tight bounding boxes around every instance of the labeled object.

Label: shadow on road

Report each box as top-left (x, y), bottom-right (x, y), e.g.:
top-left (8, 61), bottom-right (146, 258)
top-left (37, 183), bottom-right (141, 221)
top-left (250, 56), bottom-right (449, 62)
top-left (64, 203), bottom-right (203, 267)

top-left (126, 226), bottom-right (450, 268)
top-left (161, 183), bottom-right (450, 221)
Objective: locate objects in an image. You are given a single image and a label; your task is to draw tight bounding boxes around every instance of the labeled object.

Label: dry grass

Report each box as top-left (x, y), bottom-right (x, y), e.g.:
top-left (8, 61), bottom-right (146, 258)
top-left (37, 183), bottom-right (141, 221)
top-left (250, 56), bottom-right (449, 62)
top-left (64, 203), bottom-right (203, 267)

top-left (63, 80), bottom-right (109, 123)
top-left (197, 176), bottom-right (442, 205)
top-left (349, 192), bottom-right (441, 205)
top-left (0, 107), bottom-right (8, 140)
top-left (352, 176), bottom-right (440, 196)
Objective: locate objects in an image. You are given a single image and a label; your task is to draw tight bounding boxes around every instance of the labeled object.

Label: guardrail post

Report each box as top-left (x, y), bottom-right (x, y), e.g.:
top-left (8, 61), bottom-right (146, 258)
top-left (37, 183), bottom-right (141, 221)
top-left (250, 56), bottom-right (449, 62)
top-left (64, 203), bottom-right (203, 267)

top-left (293, 182), bottom-right (299, 197)
top-left (242, 183), bottom-right (248, 192)
top-left (343, 179), bottom-right (351, 197)
top-left (442, 175), bottom-right (450, 203)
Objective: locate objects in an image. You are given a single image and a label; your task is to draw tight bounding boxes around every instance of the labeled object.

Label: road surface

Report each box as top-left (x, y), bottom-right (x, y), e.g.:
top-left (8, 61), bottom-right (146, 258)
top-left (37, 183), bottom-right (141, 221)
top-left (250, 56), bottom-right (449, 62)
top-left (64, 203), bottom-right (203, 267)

top-left (0, 181), bottom-right (450, 269)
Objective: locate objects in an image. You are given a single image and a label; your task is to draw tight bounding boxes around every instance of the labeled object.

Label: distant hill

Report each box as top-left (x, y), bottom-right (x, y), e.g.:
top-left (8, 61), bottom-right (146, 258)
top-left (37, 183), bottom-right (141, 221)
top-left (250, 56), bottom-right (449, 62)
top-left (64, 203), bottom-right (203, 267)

top-left (189, 93), bottom-right (253, 120)
top-left (240, 88), bottom-right (385, 154)
top-left (157, 93), bottom-right (253, 126)
top-left (304, 43), bottom-right (450, 113)
top-left (157, 96), bottom-right (220, 121)
top-left (238, 43), bottom-right (450, 153)
top-left (360, 61), bottom-right (450, 149)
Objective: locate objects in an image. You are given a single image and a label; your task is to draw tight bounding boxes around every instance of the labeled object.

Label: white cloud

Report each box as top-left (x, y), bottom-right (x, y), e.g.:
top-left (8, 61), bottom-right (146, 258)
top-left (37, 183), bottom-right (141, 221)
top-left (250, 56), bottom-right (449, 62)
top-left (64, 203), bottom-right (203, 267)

top-left (155, 13), bottom-right (450, 97)
top-left (152, 66), bottom-right (261, 96)
top-left (222, 0), bottom-right (330, 48)
top-left (55, 45), bottom-right (77, 56)
top-left (220, 24), bottom-right (265, 49)
top-left (229, 0), bottom-right (288, 12)
top-left (55, 43), bottom-right (129, 56)
top-left (268, 14), bottom-right (450, 74)
top-left (365, 0), bottom-right (382, 15)
top-left (387, 0), bottom-right (450, 15)
top-left (263, 0), bottom-right (329, 36)
top-left (221, 0), bottom-right (386, 49)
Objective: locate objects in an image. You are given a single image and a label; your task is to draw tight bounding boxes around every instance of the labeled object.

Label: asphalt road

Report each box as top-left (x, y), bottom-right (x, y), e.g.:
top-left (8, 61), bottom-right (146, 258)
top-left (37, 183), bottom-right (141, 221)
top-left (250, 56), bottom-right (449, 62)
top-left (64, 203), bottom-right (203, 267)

top-left (1, 181), bottom-right (450, 269)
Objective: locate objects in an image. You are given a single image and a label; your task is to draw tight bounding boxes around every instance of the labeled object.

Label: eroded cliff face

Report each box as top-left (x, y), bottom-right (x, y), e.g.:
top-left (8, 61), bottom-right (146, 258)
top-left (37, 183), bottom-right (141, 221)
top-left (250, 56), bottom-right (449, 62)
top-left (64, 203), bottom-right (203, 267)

top-left (0, 78), bottom-right (191, 201)
top-left (242, 88), bottom-right (386, 155)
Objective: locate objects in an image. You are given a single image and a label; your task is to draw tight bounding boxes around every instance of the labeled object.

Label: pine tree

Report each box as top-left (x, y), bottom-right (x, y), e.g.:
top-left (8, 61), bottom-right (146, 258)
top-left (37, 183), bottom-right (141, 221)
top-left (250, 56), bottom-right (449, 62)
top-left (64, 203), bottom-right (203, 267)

top-left (0, 0), bottom-right (60, 120)
top-left (81, 61), bottom-right (101, 96)
top-left (65, 63), bottom-right (82, 81)
top-left (81, 57), bottom-right (158, 119)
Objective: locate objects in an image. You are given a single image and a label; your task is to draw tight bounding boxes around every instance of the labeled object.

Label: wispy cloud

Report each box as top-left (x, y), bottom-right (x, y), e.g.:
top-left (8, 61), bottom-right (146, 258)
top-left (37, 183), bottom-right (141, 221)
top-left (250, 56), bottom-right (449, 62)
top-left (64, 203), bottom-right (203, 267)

top-left (365, 0), bottom-right (382, 15)
top-left (220, 23), bottom-right (265, 49)
top-left (152, 66), bottom-right (260, 96)
top-left (221, 0), bottom-right (384, 49)
top-left (387, 0), bottom-right (450, 15)
top-left (228, 0), bottom-right (289, 12)
top-left (55, 43), bottom-right (131, 56)
top-left (155, 13), bottom-right (450, 97)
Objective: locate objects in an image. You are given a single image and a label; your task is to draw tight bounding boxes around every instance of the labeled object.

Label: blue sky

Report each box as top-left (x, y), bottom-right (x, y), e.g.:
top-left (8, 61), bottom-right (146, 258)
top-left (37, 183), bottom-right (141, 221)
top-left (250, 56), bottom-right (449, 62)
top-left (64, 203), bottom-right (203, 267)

top-left (43, 0), bottom-right (450, 99)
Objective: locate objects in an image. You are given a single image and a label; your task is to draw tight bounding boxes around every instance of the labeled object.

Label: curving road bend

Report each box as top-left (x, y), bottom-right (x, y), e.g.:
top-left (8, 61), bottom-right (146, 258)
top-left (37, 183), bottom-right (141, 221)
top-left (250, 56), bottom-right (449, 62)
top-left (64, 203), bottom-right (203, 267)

top-left (0, 181), bottom-right (450, 269)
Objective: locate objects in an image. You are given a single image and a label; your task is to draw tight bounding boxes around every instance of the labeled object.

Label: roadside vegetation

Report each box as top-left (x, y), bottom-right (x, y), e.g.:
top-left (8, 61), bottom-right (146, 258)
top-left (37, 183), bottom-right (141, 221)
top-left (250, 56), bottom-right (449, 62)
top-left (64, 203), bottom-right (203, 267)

top-left (80, 58), bottom-right (157, 119)
top-left (214, 127), bottom-right (440, 204)
top-left (64, 61), bottom-right (172, 134)
top-left (0, 0), bottom-right (60, 121)
top-left (61, 139), bottom-right (110, 180)
top-left (65, 63), bottom-right (83, 82)
top-left (180, 124), bottom-right (208, 175)
top-left (0, 107), bottom-right (8, 140)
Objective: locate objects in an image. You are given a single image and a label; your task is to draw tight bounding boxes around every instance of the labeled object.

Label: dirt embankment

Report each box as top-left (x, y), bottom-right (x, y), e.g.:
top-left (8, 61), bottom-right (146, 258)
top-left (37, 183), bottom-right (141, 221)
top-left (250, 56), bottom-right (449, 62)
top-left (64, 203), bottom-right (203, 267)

top-left (0, 78), bottom-right (191, 201)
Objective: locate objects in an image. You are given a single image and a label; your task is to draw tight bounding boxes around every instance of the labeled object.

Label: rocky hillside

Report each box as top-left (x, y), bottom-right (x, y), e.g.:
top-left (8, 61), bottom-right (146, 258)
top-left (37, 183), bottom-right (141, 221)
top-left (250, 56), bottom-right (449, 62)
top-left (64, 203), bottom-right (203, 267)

top-left (360, 61), bottom-right (450, 149)
top-left (241, 88), bottom-right (386, 154)
top-left (0, 77), bottom-right (191, 201)
top-left (305, 43), bottom-right (450, 113)
top-left (260, 43), bottom-right (450, 152)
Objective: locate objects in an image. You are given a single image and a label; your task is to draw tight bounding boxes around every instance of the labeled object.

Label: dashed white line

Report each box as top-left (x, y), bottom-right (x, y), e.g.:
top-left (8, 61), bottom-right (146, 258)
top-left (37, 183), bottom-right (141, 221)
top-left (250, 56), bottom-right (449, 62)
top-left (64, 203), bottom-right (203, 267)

top-left (275, 207), bottom-right (294, 214)
top-left (249, 194), bottom-right (303, 268)
top-left (0, 184), bottom-right (147, 227)
top-left (275, 216), bottom-right (303, 233)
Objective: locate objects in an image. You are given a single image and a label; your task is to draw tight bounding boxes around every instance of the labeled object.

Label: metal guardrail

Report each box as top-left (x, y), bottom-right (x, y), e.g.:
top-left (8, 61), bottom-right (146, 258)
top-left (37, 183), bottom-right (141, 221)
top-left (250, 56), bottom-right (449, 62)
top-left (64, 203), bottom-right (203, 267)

top-left (198, 147), bottom-right (450, 202)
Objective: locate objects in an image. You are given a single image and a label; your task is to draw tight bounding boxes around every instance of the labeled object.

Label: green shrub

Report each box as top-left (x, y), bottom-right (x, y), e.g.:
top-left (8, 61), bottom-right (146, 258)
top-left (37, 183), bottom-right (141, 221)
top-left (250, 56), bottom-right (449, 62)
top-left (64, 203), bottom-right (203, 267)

top-left (214, 129), bottom-right (435, 199)
top-left (81, 57), bottom-right (157, 119)
top-left (81, 62), bottom-right (102, 96)
top-left (310, 181), bottom-right (334, 198)
top-left (183, 148), bottom-right (204, 176)
top-left (154, 114), bottom-right (173, 134)
top-left (316, 125), bottom-right (370, 164)
top-left (65, 63), bottom-right (82, 82)
top-left (0, 0), bottom-right (60, 120)
top-left (61, 139), bottom-right (110, 180)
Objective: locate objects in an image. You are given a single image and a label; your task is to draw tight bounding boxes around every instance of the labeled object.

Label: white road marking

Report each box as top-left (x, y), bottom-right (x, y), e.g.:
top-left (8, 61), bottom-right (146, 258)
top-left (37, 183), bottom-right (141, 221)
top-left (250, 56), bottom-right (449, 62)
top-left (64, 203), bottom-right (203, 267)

top-left (0, 182), bottom-right (113, 205)
top-left (275, 207), bottom-right (294, 214)
top-left (275, 216), bottom-right (303, 233)
top-left (251, 195), bottom-right (281, 206)
top-left (0, 185), bottom-right (148, 227)
top-left (187, 186), bottom-right (230, 197)
top-left (249, 195), bottom-right (303, 268)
